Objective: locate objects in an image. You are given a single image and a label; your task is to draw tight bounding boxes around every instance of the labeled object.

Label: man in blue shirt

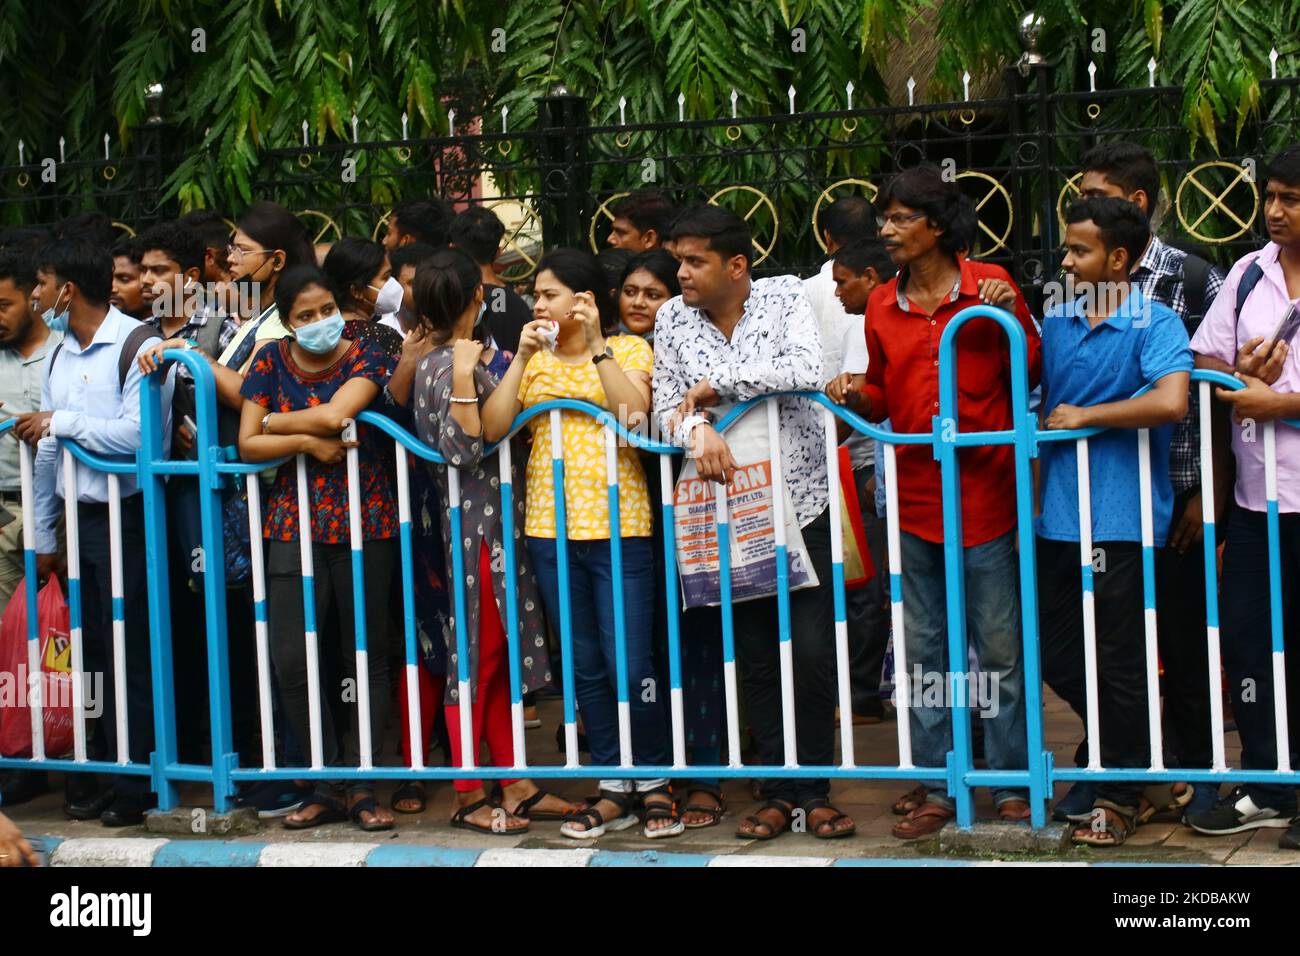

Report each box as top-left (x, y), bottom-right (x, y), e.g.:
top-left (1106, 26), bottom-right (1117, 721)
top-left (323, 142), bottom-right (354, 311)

top-left (12, 237), bottom-right (171, 827)
top-left (1036, 197), bottom-right (1192, 847)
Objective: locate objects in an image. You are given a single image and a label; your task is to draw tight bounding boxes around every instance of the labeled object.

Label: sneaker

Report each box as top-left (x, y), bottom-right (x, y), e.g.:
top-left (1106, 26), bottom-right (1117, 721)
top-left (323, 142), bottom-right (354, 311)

top-left (1280, 818), bottom-right (1300, 850)
top-left (237, 781), bottom-right (311, 819)
top-left (1185, 787), bottom-right (1294, 835)
top-left (1052, 782), bottom-right (1096, 822)
top-left (1181, 782), bottom-right (1220, 823)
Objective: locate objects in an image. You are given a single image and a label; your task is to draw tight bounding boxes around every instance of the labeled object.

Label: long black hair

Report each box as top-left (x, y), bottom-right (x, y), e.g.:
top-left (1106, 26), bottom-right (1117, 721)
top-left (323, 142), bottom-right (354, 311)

top-left (411, 246), bottom-right (482, 344)
top-left (619, 248), bottom-right (682, 298)
top-left (536, 247), bottom-right (618, 334)
top-left (274, 264), bottom-right (335, 324)
top-left (322, 236), bottom-right (386, 308)
top-left (235, 201), bottom-right (316, 273)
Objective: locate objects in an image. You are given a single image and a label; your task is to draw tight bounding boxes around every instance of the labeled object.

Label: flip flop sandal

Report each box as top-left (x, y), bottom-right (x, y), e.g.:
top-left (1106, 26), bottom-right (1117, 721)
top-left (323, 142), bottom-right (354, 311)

top-left (735, 800), bottom-right (794, 841)
top-left (1136, 782), bottom-right (1193, 825)
top-left (641, 786), bottom-right (685, 839)
top-left (681, 786), bottom-right (727, 829)
top-left (892, 784), bottom-right (928, 816)
top-left (1071, 799), bottom-right (1137, 847)
top-left (891, 801), bottom-right (954, 840)
top-left (391, 781), bottom-right (427, 814)
top-left (450, 797), bottom-right (529, 835)
top-left (283, 792), bottom-right (347, 831)
top-left (803, 798), bottom-right (857, 839)
top-left (560, 791), bottom-right (638, 840)
top-left (349, 795), bottom-right (395, 832)
top-left (508, 788), bottom-right (579, 822)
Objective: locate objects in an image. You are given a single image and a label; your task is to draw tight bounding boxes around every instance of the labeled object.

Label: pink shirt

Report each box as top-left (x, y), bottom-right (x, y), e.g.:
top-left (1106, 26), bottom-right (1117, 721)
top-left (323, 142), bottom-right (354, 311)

top-left (1190, 242), bottom-right (1300, 514)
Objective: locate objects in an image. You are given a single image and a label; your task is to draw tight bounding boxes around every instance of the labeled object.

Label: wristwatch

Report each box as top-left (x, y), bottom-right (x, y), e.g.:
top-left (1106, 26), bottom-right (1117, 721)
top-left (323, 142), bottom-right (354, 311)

top-left (261, 412), bottom-right (273, 434)
top-left (592, 345), bottom-right (615, 366)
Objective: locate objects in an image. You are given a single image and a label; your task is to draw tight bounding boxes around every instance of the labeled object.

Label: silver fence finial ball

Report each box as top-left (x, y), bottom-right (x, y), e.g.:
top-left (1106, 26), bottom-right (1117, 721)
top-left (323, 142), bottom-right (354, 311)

top-left (144, 82), bottom-right (164, 124)
top-left (1019, 12), bottom-right (1044, 54)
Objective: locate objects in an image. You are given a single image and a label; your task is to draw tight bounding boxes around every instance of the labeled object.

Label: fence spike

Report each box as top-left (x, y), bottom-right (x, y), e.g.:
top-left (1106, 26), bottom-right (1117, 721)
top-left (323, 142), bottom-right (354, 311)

top-left (351, 113), bottom-right (358, 144)
top-left (302, 120), bottom-right (309, 147)
top-left (17, 140), bottom-right (23, 166)
top-left (1271, 48), bottom-right (1279, 79)
top-left (845, 80), bottom-right (854, 112)
top-left (103, 133), bottom-right (110, 161)
top-left (401, 111), bottom-right (408, 139)
top-left (677, 92), bottom-right (685, 123)
top-left (1148, 57), bottom-right (1156, 87)
top-left (501, 104), bottom-right (508, 133)
top-left (907, 76), bottom-right (916, 107)
top-left (448, 109), bottom-right (456, 136)
top-left (58, 137), bottom-right (65, 164)
top-left (962, 71), bottom-right (970, 101)
top-left (618, 95), bottom-right (627, 125)
top-left (787, 84), bottom-right (796, 114)
top-left (730, 88), bottom-right (738, 119)
top-left (1088, 60), bottom-right (1097, 93)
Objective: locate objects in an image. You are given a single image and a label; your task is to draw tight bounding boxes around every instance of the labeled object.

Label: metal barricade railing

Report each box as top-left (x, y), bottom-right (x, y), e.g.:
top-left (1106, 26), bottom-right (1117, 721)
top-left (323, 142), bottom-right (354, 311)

top-left (2, 310), bottom-right (1298, 830)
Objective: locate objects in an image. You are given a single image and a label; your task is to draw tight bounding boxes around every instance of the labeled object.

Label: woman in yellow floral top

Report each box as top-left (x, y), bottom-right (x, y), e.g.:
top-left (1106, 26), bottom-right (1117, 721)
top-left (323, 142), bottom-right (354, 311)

top-left (482, 249), bottom-right (680, 840)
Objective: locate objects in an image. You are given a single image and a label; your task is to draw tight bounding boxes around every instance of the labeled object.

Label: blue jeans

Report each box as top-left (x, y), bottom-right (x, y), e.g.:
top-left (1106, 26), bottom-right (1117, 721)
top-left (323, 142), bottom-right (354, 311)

top-left (527, 536), bottom-right (668, 791)
top-left (900, 530), bottom-right (1027, 807)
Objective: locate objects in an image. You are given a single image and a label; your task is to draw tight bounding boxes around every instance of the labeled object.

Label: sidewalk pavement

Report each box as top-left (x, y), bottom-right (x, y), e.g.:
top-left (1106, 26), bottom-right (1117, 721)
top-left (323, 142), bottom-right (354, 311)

top-left (6, 692), bottom-right (1296, 866)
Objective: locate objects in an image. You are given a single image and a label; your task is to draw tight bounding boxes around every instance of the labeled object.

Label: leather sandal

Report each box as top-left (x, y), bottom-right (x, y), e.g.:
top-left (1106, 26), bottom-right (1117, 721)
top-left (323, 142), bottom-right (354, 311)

top-left (997, 799), bottom-right (1032, 822)
top-left (891, 784), bottom-right (928, 816)
top-left (559, 790), bottom-right (637, 839)
top-left (891, 800), bottom-right (955, 840)
top-left (681, 784), bottom-right (727, 829)
top-left (1071, 799), bottom-right (1137, 847)
top-left (735, 799), bottom-right (794, 841)
top-left (803, 798), bottom-right (856, 839)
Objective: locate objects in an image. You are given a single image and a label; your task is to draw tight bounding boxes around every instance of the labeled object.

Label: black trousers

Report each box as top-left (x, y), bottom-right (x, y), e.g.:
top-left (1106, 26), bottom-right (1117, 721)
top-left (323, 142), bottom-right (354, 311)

top-left (1219, 507), bottom-right (1300, 811)
top-left (78, 497), bottom-right (154, 796)
top-left (1154, 487), bottom-right (1214, 769)
top-left (733, 506), bottom-right (837, 806)
top-left (1038, 537), bottom-right (1150, 809)
top-left (266, 538), bottom-right (396, 797)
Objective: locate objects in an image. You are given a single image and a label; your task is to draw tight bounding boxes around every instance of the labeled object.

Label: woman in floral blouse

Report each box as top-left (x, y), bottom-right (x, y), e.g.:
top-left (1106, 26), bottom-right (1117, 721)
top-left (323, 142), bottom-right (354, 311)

top-left (410, 248), bottom-right (582, 834)
top-left (481, 248), bottom-right (681, 840)
top-left (237, 265), bottom-right (399, 832)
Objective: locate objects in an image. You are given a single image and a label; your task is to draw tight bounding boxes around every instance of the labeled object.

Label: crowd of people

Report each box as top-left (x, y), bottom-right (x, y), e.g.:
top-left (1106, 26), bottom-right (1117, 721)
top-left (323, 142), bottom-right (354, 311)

top-left (0, 141), bottom-right (1298, 852)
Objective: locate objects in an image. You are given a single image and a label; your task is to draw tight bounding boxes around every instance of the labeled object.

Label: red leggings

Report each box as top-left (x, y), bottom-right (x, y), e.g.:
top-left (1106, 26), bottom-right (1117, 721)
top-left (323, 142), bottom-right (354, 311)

top-left (443, 543), bottom-right (518, 792)
top-left (398, 664), bottom-right (444, 767)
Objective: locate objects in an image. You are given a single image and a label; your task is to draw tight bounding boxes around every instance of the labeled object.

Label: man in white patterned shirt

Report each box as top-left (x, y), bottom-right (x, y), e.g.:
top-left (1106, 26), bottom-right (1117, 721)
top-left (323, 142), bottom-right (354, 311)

top-left (653, 205), bottom-right (853, 840)
top-left (1077, 143), bottom-right (1228, 824)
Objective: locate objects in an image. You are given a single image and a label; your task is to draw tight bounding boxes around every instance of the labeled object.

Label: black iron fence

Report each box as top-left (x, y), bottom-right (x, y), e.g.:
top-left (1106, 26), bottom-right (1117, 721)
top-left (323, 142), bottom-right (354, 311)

top-left (2, 62), bottom-right (1299, 305)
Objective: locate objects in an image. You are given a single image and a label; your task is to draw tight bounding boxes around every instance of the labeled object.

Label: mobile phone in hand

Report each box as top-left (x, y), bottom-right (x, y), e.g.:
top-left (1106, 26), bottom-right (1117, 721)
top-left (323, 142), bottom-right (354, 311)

top-left (1269, 302), bottom-right (1300, 349)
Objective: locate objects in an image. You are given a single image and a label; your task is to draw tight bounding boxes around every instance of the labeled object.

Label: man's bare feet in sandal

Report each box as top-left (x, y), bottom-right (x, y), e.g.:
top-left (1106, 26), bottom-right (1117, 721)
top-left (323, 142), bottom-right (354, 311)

top-left (501, 780), bottom-right (582, 819)
top-left (735, 800), bottom-right (793, 839)
top-left (349, 792), bottom-right (395, 829)
top-left (806, 801), bottom-right (856, 838)
top-left (453, 788), bottom-right (528, 833)
top-left (682, 790), bottom-right (725, 827)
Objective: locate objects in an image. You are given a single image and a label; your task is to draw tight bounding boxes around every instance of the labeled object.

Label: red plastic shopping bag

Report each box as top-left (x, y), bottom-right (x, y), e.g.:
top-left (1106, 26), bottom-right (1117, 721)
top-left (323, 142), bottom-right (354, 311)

top-left (0, 576), bottom-right (74, 758)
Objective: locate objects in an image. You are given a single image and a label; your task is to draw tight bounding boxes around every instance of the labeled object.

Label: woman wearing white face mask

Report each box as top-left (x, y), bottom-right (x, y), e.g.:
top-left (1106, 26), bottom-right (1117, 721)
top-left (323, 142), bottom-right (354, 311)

top-left (238, 265), bottom-right (400, 833)
top-left (322, 237), bottom-right (406, 361)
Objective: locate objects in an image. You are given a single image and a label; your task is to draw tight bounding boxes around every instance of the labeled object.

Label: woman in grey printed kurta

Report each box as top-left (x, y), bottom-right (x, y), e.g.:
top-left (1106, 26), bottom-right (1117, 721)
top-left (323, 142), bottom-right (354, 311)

top-left (414, 346), bottom-right (552, 703)
top-left (409, 246), bottom-right (581, 833)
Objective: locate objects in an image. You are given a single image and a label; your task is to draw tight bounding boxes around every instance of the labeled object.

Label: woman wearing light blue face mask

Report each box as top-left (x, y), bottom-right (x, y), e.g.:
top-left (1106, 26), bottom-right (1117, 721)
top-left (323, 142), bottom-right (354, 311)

top-left (237, 264), bottom-right (401, 833)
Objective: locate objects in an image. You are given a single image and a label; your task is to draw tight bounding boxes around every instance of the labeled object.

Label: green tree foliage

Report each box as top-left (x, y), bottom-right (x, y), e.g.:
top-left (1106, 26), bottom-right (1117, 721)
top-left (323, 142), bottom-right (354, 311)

top-left (0, 0), bottom-right (1294, 220)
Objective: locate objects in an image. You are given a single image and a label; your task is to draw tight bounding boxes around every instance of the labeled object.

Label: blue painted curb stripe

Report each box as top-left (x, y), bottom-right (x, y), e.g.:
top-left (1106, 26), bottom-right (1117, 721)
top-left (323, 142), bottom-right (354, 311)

top-left (589, 849), bottom-right (717, 867)
top-left (366, 845), bottom-right (484, 867)
top-left (153, 841), bottom-right (265, 867)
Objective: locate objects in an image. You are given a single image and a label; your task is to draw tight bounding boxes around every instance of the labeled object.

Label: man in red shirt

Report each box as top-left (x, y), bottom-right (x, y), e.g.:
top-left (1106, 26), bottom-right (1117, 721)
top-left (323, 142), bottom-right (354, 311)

top-left (849, 164), bottom-right (1042, 837)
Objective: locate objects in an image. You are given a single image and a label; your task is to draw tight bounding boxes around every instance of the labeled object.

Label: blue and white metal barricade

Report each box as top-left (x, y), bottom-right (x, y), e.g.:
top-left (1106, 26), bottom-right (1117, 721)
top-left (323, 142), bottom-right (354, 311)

top-left (4, 330), bottom-right (1300, 829)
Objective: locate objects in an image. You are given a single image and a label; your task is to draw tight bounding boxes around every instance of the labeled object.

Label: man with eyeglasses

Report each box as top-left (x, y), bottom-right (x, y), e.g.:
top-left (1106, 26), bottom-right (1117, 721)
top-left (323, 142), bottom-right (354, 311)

top-left (854, 164), bottom-right (1043, 838)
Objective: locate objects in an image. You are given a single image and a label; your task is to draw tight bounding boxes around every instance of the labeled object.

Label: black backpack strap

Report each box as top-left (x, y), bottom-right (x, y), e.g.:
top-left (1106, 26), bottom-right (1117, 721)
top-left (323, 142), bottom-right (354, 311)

top-left (1180, 253), bottom-right (1212, 324)
top-left (117, 325), bottom-right (162, 389)
top-left (1232, 259), bottom-right (1267, 349)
